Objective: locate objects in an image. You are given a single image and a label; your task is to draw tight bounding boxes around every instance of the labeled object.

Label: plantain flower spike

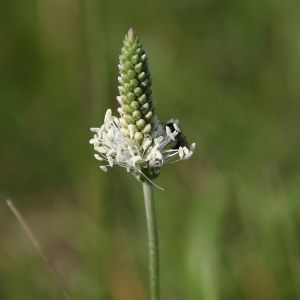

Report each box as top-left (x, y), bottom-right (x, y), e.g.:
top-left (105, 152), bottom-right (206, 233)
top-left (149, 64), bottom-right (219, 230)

top-left (89, 28), bottom-right (195, 187)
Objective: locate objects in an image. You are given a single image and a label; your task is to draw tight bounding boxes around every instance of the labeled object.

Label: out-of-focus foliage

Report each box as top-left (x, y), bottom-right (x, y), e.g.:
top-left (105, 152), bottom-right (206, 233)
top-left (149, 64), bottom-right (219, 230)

top-left (1, 0), bottom-right (300, 299)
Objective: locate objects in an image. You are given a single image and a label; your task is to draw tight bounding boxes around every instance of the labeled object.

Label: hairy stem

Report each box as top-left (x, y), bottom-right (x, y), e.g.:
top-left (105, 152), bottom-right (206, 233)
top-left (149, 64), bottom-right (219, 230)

top-left (143, 182), bottom-right (160, 300)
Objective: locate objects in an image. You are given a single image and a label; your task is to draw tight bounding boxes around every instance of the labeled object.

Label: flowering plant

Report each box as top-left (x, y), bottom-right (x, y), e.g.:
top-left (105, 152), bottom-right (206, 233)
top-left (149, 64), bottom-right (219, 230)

top-left (89, 28), bottom-right (195, 300)
top-left (90, 28), bottom-right (195, 187)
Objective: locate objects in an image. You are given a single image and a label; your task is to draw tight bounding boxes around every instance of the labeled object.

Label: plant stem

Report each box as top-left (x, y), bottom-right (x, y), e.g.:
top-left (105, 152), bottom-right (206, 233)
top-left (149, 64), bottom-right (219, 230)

top-left (143, 182), bottom-right (160, 300)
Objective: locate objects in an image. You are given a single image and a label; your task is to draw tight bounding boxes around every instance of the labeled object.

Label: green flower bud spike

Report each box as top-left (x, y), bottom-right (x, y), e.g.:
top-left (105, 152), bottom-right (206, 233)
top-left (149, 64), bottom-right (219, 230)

top-left (117, 28), bottom-right (157, 145)
top-left (89, 28), bottom-right (196, 300)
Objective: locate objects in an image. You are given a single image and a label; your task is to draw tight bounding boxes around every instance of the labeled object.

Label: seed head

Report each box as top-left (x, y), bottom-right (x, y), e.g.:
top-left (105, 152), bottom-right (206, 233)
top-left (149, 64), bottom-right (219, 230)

top-left (90, 29), bottom-right (195, 187)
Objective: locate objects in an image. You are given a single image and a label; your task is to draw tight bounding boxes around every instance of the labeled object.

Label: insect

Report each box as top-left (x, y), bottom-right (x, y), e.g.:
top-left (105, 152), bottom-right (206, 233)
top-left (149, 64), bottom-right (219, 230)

top-left (165, 120), bottom-right (190, 149)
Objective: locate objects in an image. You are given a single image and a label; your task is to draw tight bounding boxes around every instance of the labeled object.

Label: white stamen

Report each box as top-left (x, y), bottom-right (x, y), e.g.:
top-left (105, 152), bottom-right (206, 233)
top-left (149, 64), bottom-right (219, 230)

top-left (100, 166), bottom-right (108, 172)
top-left (178, 147), bottom-right (184, 159)
top-left (173, 123), bottom-right (181, 132)
top-left (104, 109), bottom-right (112, 123)
top-left (90, 127), bottom-right (100, 133)
top-left (90, 109), bottom-right (195, 184)
top-left (94, 154), bottom-right (103, 161)
top-left (183, 147), bottom-right (190, 156)
top-left (142, 138), bottom-right (152, 151)
top-left (107, 156), bottom-right (114, 167)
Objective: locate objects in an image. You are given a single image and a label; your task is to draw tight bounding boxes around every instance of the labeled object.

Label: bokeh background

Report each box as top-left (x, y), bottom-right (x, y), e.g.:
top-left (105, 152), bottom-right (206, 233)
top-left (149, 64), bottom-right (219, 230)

top-left (1, 0), bottom-right (300, 299)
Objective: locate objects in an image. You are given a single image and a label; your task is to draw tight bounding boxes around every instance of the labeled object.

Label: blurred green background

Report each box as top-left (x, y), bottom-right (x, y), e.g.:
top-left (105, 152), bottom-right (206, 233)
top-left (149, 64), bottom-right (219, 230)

top-left (1, 0), bottom-right (300, 299)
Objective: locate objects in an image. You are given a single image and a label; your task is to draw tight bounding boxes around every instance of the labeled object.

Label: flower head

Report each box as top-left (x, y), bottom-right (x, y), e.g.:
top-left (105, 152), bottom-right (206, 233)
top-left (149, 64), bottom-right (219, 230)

top-left (89, 29), bottom-right (195, 187)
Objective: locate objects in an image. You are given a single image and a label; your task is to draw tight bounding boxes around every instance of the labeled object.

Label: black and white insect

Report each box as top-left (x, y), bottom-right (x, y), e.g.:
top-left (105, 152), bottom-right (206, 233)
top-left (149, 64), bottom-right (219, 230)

top-left (165, 120), bottom-right (190, 150)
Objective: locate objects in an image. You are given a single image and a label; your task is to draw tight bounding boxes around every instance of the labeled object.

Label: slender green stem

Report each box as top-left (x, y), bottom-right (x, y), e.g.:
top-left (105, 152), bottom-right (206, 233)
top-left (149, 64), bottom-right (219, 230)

top-left (143, 182), bottom-right (160, 300)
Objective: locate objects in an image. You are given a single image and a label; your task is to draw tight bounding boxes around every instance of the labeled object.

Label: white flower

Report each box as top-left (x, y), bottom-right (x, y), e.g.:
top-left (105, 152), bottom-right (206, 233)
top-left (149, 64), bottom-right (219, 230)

top-left (89, 109), bottom-right (195, 187)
